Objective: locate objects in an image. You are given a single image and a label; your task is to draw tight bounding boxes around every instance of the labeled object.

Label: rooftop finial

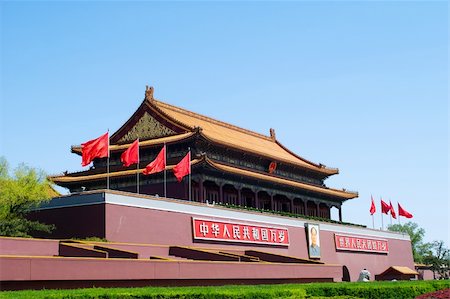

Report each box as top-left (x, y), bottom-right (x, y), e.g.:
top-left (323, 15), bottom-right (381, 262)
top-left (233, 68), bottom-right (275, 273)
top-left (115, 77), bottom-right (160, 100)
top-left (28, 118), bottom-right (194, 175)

top-left (269, 128), bottom-right (276, 141)
top-left (145, 85), bottom-right (154, 101)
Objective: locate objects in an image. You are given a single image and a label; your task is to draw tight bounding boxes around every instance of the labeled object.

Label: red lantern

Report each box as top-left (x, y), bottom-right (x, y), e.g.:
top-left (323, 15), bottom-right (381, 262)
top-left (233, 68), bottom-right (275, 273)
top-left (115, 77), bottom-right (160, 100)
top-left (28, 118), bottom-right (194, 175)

top-left (268, 161), bottom-right (277, 174)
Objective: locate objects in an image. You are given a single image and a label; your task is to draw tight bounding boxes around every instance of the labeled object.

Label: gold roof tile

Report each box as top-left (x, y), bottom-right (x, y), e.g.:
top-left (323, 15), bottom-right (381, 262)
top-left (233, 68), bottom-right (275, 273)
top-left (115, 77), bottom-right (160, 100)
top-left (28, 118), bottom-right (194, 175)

top-left (50, 156), bottom-right (355, 199)
top-left (152, 99), bottom-right (338, 175)
top-left (71, 132), bottom-right (195, 154)
top-left (389, 266), bottom-right (419, 275)
top-left (49, 158), bottom-right (203, 183)
top-left (205, 158), bottom-right (357, 199)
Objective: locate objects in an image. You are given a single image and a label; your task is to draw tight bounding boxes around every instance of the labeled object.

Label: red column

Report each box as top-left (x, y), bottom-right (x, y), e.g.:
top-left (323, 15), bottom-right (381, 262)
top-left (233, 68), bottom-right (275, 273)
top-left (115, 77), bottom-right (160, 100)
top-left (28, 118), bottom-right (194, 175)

top-left (199, 178), bottom-right (204, 203)
top-left (255, 190), bottom-right (259, 209)
top-left (219, 183), bottom-right (224, 204)
top-left (270, 193), bottom-right (274, 211)
top-left (237, 187), bottom-right (242, 206)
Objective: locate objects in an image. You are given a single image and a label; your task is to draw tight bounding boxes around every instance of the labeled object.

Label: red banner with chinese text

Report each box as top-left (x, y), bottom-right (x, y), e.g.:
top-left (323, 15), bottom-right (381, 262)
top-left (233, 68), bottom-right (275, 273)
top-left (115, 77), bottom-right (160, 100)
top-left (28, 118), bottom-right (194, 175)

top-left (192, 218), bottom-right (289, 246)
top-left (334, 234), bottom-right (388, 253)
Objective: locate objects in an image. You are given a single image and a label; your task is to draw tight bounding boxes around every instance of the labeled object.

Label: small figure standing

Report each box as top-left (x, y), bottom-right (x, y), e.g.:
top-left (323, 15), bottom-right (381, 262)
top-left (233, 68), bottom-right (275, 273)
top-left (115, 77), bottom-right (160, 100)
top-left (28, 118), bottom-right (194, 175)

top-left (358, 268), bottom-right (371, 282)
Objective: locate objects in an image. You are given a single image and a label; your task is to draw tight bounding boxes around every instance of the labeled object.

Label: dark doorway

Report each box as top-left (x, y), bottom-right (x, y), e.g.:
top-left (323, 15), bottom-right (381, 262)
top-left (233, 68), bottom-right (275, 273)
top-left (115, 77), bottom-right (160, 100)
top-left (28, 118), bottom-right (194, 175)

top-left (342, 265), bottom-right (351, 282)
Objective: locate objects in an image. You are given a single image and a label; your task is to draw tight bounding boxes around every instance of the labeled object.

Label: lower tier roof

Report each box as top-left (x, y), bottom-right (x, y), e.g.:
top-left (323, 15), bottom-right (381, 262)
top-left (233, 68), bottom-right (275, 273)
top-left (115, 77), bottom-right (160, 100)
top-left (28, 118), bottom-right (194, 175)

top-left (50, 157), bottom-right (358, 201)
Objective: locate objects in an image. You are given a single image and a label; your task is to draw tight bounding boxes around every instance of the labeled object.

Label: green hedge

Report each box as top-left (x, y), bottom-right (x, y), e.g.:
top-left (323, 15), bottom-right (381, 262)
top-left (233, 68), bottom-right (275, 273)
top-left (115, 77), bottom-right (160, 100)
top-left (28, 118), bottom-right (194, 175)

top-left (302, 281), bottom-right (450, 299)
top-left (0, 284), bottom-right (307, 299)
top-left (1, 281), bottom-right (449, 299)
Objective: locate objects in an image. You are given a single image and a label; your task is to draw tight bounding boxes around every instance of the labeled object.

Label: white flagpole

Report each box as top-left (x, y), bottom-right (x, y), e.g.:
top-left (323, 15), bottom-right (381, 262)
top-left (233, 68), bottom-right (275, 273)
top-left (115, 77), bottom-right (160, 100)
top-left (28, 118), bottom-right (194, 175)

top-left (164, 143), bottom-right (167, 198)
top-left (107, 129), bottom-right (110, 190)
top-left (390, 200), bottom-right (394, 226)
top-left (137, 139), bottom-right (140, 194)
top-left (371, 195), bottom-right (375, 229)
top-left (390, 204), bottom-right (393, 226)
top-left (380, 198), bottom-right (384, 230)
top-left (188, 147), bottom-right (191, 202)
top-left (372, 214), bottom-right (374, 229)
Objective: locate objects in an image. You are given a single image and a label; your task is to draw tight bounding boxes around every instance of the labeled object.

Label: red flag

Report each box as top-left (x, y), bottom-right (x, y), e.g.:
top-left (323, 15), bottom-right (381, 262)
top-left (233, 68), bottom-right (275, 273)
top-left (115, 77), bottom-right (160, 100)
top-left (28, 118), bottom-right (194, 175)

top-left (143, 145), bottom-right (166, 175)
top-left (121, 139), bottom-right (139, 167)
top-left (389, 201), bottom-right (397, 219)
top-left (81, 132), bottom-right (109, 167)
top-left (381, 199), bottom-right (390, 214)
top-left (370, 196), bottom-right (376, 215)
top-left (398, 203), bottom-right (413, 218)
top-left (173, 151), bottom-right (191, 182)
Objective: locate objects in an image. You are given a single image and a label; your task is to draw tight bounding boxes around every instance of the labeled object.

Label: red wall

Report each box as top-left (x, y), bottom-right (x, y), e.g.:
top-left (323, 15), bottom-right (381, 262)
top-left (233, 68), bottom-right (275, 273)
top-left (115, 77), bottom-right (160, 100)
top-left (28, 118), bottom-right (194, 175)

top-left (29, 204), bottom-right (105, 239)
top-left (0, 255), bottom-right (341, 285)
top-left (0, 237), bottom-right (59, 257)
top-left (26, 191), bottom-right (415, 283)
top-left (104, 203), bottom-right (414, 281)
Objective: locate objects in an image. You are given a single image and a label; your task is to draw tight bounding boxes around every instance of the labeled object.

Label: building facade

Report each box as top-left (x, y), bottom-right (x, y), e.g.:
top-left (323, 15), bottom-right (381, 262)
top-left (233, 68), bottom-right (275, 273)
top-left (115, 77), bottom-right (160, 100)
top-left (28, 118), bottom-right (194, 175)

top-left (51, 86), bottom-right (357, 221)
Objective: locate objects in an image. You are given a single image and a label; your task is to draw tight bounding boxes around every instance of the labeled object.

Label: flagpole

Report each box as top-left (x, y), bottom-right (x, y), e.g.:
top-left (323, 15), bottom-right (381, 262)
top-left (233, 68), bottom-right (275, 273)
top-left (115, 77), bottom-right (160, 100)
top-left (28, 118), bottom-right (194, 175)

top-left (390, 208), bottom-right (393, 226)
top-left (137, 139), bottom-right (140, 194)
top-left (370, 195), bottom-right (375, 229)
top-left (107, 129), bottom-right (110, 190)
top-left (188, 147), bottom-right (191, 202)
top-left (164, 143), bottom-right (167, 198)
top-left (380, 198), bottom-right (384, 230)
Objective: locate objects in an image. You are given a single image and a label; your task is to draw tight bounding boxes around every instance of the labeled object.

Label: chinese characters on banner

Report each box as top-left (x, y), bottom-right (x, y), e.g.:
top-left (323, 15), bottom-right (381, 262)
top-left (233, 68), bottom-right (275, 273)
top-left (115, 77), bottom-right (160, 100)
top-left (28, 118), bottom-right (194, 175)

top-left (334, 234), bottom-right (389, 253)
top-left (192, 218), bottom-right (289, 246)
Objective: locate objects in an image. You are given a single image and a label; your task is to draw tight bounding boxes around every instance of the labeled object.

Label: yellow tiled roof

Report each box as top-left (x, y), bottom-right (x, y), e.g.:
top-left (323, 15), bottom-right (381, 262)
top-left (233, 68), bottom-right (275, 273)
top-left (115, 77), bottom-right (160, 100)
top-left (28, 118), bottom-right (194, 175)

top-left (71, 132), bottom-right (195, 155)
top-left (390, 266), bottom-right (419, 275)
top-left (205, 158), bottom-right (357, 199)
top-left (152, 99), bottom-right (338, 175)
top-left (50, 159), bottom-right (203, 183)
top-left (50, 156), bottom-right (356, 199)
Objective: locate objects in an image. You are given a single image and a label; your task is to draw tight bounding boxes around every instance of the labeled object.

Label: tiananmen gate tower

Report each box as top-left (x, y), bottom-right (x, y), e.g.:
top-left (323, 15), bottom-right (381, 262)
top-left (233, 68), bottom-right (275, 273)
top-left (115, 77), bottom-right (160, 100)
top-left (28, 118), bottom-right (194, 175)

top-left (51, 86), bottom-right (357, 221)
top-left (0, 86), bottom-right (419, 290)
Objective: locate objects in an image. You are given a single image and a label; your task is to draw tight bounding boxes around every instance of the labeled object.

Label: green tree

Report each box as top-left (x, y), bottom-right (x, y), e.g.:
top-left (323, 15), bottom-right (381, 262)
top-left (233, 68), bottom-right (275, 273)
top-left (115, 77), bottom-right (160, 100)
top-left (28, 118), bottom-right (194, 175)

top-left (388, 222), bottom-right (432, 263)
top-left (0, 157), bottom-right (55, 237)
top-left (423, 240), bottom-right (450, 280)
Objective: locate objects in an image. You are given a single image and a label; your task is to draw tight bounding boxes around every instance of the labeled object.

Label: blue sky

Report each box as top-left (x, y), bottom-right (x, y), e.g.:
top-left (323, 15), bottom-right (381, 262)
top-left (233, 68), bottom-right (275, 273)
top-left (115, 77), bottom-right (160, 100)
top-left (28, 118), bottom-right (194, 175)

top-left (1, 1), bottom-right (448, 245)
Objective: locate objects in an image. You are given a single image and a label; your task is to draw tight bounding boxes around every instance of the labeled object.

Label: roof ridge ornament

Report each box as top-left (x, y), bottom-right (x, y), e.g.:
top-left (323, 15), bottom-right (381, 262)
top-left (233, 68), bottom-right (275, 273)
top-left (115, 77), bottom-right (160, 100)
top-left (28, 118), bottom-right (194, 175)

top-left (269, 128), bottom-right (276, 141)
top-left (145, 85), bottom-right (154, 101)
top-left (194, 126), bottom-right (203, 133)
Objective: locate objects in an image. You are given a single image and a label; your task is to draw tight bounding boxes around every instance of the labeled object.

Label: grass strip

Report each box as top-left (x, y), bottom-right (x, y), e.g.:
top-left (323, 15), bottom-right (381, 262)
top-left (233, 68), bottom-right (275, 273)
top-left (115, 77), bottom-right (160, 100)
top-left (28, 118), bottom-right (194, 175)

top-left (0, 280), bottom-right (448, 299)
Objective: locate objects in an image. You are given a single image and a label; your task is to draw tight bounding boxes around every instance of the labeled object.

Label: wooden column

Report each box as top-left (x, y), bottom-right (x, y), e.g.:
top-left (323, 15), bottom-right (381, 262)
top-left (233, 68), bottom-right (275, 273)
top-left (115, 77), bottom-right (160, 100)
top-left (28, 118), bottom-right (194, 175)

top-left (304, 200), bottom-right (308, 216)
top-left (290, 197), bottom-right (294, 214)
top-left (184, 178), bottom-right (188, 200)
top-left (255, 190), bottom-right (259, 209)
top-left (316, 202), bottom-right (320, 217)
top-left (237, 187), bottom-right (242, 206)
top-left (199, 177), bottom-right (204, 203)
top-left (270, 193), bottom-right (274, 211)
top-left (339, 206), bottom-right (343, 222)
top-left (219, 183), bottom-right (224, 204)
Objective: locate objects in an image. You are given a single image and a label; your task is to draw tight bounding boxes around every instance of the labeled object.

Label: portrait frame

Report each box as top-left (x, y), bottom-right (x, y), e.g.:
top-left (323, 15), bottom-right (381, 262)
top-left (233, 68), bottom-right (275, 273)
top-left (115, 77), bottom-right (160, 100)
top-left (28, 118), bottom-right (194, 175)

top-left (306, 223), bottom-right (321, 259)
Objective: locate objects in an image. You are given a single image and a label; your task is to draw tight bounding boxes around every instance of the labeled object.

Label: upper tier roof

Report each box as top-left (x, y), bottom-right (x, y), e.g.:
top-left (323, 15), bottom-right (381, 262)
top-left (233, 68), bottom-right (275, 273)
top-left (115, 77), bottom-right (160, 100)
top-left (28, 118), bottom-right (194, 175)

top-left (107, 87), bottom-right (338, 176)
top-left (151, 99), bottom-right (337, 175)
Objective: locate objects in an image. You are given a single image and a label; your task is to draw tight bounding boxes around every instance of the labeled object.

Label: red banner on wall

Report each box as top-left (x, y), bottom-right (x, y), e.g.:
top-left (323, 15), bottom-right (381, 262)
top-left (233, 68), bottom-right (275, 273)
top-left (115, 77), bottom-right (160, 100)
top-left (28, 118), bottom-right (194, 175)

top-left (192, 218), bottom-right (289, 246)
top-left (334, 234), bottom-right (389, 253)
